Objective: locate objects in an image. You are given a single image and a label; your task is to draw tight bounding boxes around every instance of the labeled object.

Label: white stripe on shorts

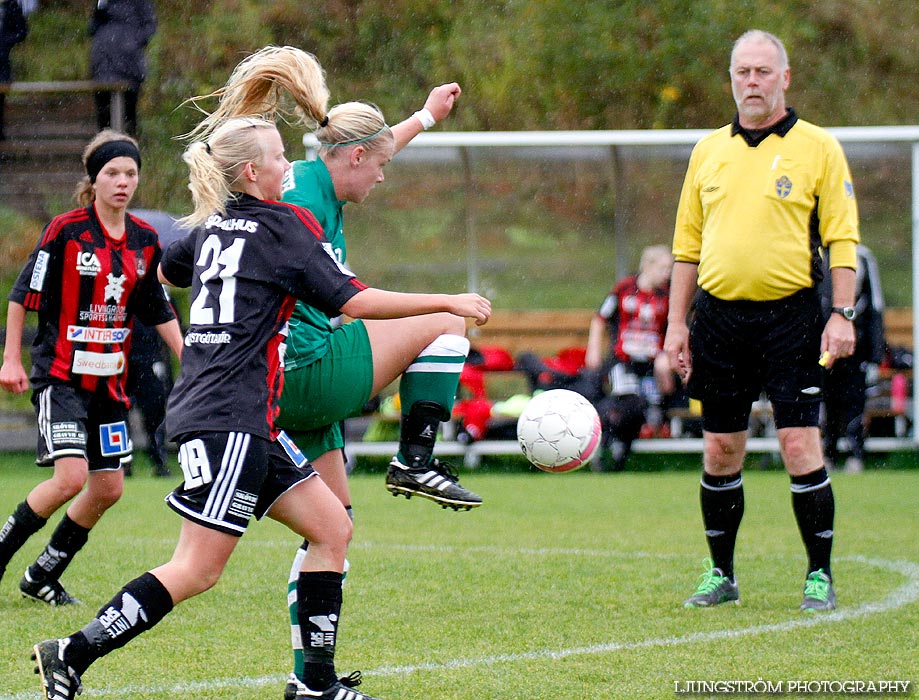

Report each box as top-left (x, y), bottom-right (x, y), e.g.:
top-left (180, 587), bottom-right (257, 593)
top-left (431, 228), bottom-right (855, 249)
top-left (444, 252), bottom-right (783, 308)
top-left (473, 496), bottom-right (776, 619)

top-left (204, 432), bottom-right (249, 521)
top-left (36, 386), bottom-right (52, 455)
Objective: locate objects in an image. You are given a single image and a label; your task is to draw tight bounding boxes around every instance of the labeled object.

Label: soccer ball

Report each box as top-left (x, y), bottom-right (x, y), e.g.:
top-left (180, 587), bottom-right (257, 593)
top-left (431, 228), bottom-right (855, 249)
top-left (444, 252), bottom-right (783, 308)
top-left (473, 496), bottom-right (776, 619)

top-left (516, 389), bottom-right (602, 472)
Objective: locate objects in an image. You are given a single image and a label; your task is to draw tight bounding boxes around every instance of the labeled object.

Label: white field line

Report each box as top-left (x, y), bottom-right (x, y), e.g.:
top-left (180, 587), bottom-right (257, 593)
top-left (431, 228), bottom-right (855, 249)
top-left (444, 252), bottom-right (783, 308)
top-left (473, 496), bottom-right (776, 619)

top-left (2, 553), bottom-right (916, 699)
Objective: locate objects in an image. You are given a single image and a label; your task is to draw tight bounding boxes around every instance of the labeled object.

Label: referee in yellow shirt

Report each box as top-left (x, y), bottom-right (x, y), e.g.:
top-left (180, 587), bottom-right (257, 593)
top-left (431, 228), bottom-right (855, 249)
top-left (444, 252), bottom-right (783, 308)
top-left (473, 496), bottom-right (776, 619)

top-left (665, 29), bottom-right (859, 612)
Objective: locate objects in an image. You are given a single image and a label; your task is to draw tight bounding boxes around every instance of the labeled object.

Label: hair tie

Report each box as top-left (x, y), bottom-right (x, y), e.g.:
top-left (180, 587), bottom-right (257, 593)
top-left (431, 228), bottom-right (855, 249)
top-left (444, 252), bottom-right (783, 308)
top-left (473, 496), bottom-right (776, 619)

top-left (319, 116), bottom-right (329, 128)
top-left (86, 140), bottom-right (142, 183)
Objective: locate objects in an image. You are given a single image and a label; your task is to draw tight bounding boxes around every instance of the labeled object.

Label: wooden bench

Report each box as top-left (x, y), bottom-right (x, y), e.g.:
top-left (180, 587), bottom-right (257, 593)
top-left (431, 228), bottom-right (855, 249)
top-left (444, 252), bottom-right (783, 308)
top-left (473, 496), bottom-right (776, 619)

top-left (467, 309), bottom-right (594, 356)
top-left (346, 307), bottom-right (916, 465)
top-left (883, 307), bottom-right (913, 348)
top-left (467, 307), bottom-right (913, 358)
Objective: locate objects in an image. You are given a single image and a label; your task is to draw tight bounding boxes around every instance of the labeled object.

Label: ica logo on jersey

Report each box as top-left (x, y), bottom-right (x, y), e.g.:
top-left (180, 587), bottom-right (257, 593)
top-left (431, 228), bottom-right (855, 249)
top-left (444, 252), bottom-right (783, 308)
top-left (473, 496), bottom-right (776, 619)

top-left (76, 251), bottom-right (102, 276)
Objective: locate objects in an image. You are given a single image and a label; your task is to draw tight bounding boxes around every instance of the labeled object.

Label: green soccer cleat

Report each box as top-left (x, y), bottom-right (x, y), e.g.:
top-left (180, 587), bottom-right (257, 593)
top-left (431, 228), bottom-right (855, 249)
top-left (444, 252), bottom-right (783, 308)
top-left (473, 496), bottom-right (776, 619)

top-left (683, 559), bottom-right (740, 608)
top-left (800, 569), bottom-right (836, 612)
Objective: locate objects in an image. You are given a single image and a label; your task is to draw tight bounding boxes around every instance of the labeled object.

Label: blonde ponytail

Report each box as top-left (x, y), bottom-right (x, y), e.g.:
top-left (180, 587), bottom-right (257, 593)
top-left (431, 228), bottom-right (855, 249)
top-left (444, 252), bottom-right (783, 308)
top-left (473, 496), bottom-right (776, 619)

top-left (180, 117), bottom-right (275, 228)
top-left (184, 46), bottom-right (330, 141)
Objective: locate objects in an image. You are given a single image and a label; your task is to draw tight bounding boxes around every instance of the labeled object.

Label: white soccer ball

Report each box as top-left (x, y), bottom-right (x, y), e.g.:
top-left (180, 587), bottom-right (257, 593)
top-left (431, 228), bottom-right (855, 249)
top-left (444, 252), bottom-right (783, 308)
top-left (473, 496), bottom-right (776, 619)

top-left (516, 389), bottom-right (602, 472)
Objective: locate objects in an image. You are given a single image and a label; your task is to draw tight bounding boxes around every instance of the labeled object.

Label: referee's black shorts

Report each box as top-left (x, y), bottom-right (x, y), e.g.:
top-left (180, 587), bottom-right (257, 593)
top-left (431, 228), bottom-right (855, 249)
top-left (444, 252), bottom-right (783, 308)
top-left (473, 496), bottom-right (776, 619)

top-left (688, 288), bottom-right (823, 433)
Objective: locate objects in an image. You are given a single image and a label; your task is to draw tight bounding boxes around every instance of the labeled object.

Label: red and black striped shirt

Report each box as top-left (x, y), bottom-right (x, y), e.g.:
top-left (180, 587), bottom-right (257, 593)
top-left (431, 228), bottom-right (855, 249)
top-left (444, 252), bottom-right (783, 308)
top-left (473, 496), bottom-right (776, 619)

top-left (8, 205), bottom-right (176, 405)
top-left (161, 194), bottom-right (365, 441)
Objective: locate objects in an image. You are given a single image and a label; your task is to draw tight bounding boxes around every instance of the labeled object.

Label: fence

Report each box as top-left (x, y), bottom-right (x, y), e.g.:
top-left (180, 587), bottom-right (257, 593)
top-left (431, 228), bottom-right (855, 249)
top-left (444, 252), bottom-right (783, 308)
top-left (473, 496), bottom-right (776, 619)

top-left (322, 126), bottom-right (919, 457)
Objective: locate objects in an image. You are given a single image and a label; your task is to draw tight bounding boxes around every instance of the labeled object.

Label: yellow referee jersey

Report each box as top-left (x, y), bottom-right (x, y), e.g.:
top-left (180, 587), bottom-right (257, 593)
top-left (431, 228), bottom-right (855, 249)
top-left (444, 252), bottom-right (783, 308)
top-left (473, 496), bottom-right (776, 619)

top-left (673, 113), bottom-right (859, 301)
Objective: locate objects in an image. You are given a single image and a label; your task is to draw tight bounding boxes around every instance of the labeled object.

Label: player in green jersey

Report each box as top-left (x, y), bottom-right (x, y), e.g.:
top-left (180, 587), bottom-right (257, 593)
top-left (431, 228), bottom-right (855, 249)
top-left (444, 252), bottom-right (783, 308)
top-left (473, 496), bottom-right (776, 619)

top-left (191, 46), bottom-right (489, 700)
top-left (278, 86), bottom-right (482, 513)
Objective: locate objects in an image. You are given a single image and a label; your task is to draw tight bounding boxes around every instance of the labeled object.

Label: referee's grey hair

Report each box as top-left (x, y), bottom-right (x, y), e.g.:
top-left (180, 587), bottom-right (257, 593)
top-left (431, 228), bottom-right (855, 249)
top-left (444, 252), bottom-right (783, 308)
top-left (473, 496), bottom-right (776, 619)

top-left (731, 30), bottom-right (789, 71)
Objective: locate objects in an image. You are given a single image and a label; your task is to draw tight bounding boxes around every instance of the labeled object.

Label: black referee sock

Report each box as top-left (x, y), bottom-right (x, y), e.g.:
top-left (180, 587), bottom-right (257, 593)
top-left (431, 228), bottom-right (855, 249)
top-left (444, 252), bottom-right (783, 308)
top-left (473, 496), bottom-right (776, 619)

top-left (790, 467), bottom-right (834, 578)
top-left (0, 500), bottom-right (47, 572)
top-left (27, 513), bottom-right (90, 582)
top-left (699, 471), bottom-right (744, 581)
top-left (297, 570), bottom-right (344, 690)
top-left (67, 571), bottom-right (175, 675)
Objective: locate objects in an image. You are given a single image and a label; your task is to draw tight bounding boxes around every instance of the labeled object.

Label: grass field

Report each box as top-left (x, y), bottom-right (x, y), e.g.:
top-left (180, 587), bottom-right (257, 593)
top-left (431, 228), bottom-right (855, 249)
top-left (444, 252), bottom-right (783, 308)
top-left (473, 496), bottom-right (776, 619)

top-left (0, 453), bottom-right (917, 699)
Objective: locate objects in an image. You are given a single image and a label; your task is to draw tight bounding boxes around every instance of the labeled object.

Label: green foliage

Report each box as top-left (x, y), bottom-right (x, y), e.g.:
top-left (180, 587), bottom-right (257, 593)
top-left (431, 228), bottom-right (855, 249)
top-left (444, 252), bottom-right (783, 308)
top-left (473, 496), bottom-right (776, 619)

top-left (0, 459), bottom-right (917, 699)
top-left (0, 207), bottom-right (41, 322)
top-left (16, 1), bottom-right (919, 132)
top-left (5, 3), bottom-right (919, 307)
top-left (13, 6), bottom-right (90, 80)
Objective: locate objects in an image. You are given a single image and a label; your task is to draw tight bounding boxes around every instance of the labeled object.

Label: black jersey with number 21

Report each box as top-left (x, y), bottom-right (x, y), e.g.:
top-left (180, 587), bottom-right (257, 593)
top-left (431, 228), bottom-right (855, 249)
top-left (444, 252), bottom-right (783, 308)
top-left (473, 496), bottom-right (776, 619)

top-left (161, 193), bottom-right (366, 441)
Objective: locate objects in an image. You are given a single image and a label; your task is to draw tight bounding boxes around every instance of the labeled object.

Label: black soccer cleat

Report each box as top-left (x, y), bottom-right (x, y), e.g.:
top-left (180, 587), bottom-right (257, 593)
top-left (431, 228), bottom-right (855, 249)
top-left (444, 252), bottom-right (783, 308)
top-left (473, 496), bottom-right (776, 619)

top-left (32, 638), bottom-right (82, 700)
top-left (386, 457), bottom-right (482, 510)
top-left (20, 571), bottom-right (83, 607)
top-left (284, 673), bottom-right (300, 700)
top-left (287, 671), bottom-right (376, 699)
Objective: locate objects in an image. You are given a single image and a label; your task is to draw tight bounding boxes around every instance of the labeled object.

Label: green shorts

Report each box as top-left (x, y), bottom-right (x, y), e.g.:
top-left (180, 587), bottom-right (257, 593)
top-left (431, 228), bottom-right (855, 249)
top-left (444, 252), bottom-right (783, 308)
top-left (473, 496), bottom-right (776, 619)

top-left (277, 320), bottom-right (374, 460)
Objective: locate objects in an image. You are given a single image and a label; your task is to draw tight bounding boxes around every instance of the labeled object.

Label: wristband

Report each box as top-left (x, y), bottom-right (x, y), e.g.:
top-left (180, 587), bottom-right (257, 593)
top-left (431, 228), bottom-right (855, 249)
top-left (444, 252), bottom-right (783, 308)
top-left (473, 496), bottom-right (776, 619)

top-left (413, 108), bottom-right (436, 130)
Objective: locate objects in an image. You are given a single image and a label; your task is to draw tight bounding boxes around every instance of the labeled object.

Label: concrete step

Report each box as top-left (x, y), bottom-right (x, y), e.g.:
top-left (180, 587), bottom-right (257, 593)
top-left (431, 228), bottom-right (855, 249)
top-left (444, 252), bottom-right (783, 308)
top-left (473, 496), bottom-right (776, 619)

top-left (0, 138), bottom-right (93, 159)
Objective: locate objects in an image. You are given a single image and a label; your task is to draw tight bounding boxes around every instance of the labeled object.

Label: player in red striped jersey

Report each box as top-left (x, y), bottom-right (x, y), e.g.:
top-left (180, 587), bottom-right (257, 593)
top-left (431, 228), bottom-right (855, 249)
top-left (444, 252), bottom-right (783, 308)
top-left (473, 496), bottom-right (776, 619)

top-left (0, 129), bottom-right (183, 607)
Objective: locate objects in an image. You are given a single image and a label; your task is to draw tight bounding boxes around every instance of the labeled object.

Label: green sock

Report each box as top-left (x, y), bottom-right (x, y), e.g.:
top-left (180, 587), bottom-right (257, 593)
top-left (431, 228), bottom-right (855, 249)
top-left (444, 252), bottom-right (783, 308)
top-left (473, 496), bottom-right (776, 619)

top-left (399, 334), bottom-right (469, 410)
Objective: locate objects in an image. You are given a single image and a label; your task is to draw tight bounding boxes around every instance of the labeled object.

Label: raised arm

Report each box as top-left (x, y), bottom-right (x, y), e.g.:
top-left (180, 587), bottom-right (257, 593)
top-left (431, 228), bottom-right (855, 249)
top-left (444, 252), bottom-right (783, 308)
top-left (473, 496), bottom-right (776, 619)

top-left (390, 83), bottom-right (462, 154)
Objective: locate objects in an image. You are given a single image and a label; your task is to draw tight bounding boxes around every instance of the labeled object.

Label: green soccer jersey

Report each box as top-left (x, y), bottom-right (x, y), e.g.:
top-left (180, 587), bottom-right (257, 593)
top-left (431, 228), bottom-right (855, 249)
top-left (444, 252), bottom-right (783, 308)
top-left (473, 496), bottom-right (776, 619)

top-left (280, 158), bottom-right (350, 369)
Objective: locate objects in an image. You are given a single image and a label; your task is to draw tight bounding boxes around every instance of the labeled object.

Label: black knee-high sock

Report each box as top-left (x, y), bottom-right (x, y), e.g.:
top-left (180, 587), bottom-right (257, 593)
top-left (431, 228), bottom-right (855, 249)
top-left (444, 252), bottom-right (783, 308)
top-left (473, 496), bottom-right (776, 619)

top-left (297, 571), bottom-right (344, 690)
top-left (790, 467), bottom-right (834, 578)
top-left (64, 572), bottom-right (174, 676)
top-left (398, 401), bottom-right (448, 468)
top-left (0, 501), bottom-right (47, 572)
top-left (27, 513), bottom-right (90, 582)
top-left (700, 471), bottom-right (744, 581)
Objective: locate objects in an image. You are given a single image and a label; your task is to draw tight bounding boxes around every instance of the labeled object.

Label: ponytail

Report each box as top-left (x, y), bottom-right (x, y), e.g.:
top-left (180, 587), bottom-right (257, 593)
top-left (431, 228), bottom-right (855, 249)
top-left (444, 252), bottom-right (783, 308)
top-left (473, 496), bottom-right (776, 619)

top-left (184, 46), bottom-right (330, 141)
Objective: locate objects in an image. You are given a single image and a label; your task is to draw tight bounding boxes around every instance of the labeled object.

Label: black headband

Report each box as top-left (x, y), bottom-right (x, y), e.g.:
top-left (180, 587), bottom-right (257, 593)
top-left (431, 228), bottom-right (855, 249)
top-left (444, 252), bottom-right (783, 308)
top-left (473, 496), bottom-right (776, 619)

top-left (86, 140), bottom-right (142, 182)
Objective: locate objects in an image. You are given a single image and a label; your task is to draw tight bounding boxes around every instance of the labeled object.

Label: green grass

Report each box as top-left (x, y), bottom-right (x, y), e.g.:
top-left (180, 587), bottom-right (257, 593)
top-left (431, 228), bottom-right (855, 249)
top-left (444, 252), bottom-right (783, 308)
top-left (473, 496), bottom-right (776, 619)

top-left (0, 453), bottom-right (917, 699)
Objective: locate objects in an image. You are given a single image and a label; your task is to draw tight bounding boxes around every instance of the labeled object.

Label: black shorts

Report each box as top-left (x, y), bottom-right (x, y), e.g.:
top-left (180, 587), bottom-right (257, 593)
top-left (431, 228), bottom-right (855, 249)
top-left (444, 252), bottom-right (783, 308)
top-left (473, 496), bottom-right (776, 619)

top-left (688, 289), bottom-right (823, 433)
top-left (32, 383), bottom-right (131, 470)
top-left (166, 430), bottom-right (316, 536)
